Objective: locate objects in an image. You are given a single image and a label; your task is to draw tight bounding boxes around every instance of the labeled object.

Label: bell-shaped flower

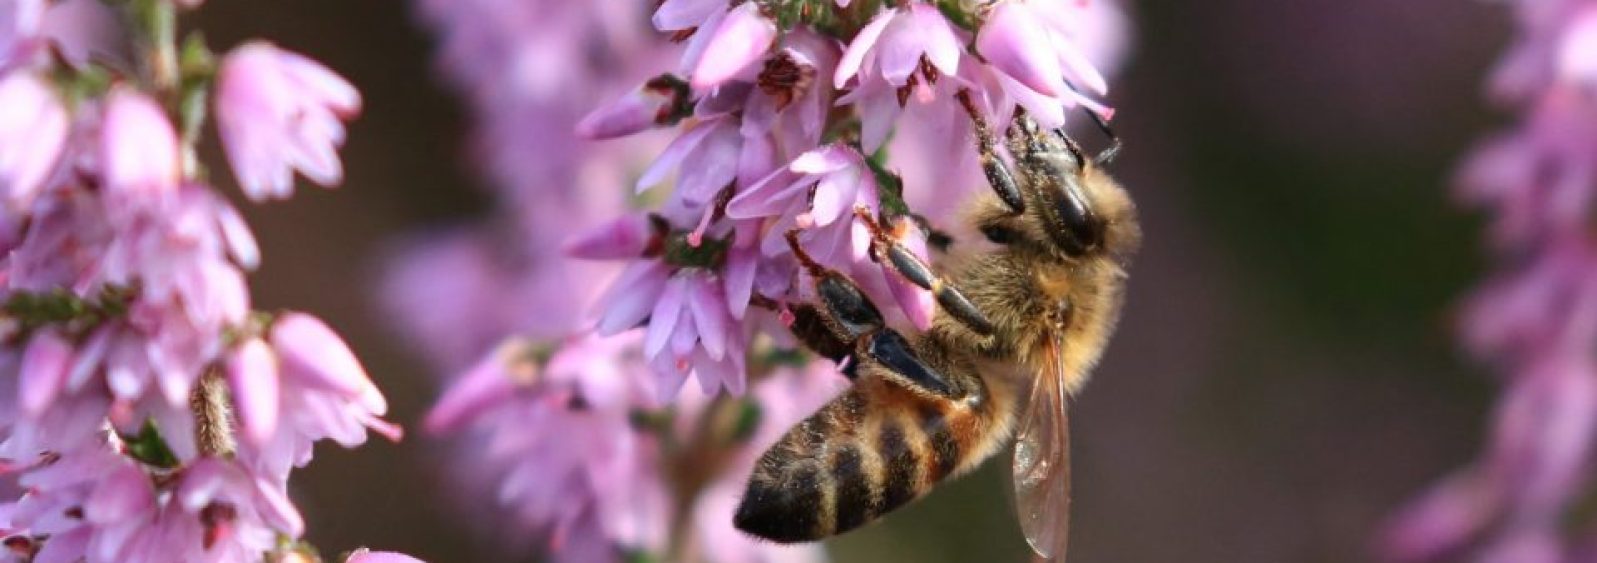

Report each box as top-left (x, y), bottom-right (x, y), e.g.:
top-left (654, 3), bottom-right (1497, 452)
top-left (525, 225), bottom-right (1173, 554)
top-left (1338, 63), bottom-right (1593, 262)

top-left (216, 42), bottom-right (361, 201)
top-left (689, 2), bottom-right (777, 90)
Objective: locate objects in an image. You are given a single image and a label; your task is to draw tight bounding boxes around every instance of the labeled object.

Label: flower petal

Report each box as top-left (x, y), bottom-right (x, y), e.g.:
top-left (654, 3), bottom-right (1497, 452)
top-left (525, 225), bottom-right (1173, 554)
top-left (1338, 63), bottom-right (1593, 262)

top-left (226, 338), bottom-right (281, 447)
top-left (978, 2), bottom-right (1065, 97)
top-left (19, 330), bottom-right (72, 417)
top-left (691, 2), bottom-right (776, 89)
top-left (645, 275), bottom-right (689, 358)
top-left (835, 8), bottom-right (897, 88)
top-left (686, 275), bottom-right (729, 361)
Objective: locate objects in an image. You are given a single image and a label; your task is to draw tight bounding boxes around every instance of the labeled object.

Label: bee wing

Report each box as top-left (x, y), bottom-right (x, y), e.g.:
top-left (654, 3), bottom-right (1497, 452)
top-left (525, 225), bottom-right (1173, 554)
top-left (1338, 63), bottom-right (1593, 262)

top-left (1012, 333), bottom-right (1072, 560)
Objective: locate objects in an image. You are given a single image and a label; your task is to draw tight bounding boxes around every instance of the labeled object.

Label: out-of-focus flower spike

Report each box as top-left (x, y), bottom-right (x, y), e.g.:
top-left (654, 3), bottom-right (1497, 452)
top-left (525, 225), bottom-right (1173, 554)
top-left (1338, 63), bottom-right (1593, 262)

top-left (226, 338), bottom-right (281, 447)
top-left (101, 88), bottom-right (181, 195)
top-left (1380, 471), bottom-right (1499, 561)
top-left (690, 2), bottom-right (776, 90)
top-left (978, 2), bottom-right (1065, 97)
top-left (422, 339), bottom-right (531, 435)
top-left (0, 73), bottom-right (67, 208)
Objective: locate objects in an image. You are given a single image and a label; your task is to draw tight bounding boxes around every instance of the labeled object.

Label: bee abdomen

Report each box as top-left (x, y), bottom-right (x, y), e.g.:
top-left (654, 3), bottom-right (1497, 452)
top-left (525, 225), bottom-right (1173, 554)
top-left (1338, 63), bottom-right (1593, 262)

top-left (735, 384), bottom-right (980, 542)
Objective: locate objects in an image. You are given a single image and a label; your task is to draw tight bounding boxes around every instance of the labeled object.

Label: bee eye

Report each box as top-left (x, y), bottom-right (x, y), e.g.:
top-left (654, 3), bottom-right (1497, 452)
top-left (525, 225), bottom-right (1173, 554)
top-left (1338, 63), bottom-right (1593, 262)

top-left (980, 224), bottom-right (1019, 245)
top-left (1047, 181), bottom-right (1102, 255)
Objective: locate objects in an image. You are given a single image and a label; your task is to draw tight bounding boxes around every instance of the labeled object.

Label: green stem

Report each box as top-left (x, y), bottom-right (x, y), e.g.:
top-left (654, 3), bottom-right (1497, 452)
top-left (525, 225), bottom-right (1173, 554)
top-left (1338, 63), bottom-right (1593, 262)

top-left (133, 0), bottom-right (180, 94)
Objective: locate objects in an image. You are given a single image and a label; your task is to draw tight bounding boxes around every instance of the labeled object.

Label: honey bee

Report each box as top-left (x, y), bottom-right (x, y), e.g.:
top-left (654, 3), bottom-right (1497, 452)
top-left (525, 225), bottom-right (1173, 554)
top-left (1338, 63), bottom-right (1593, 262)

top-left (733, 91), bottom-right (1140, 560)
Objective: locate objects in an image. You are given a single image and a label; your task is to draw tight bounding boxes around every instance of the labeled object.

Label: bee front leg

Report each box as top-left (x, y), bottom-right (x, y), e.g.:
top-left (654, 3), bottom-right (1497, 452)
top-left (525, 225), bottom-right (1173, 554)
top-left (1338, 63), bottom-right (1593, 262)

top-left (957, 89), bottom-right (1025, 216)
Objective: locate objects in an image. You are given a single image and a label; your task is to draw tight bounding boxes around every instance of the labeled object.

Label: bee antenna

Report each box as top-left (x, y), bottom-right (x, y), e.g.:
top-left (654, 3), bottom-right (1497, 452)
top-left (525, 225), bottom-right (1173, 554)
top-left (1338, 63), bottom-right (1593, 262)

top-left (1083, 107), bottom-right (1122, 166)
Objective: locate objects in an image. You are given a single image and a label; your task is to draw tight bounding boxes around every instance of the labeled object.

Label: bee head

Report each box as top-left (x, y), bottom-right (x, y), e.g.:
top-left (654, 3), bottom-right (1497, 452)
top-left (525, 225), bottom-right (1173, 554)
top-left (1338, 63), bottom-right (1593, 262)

top-left (1012, 118), bottom-right (1106, 258)
top-left (983, 116), bottom-right (1133, 262)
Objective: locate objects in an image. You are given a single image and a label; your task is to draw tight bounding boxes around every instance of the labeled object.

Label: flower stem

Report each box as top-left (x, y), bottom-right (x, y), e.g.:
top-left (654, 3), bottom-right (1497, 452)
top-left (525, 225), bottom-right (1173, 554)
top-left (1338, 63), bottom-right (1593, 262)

top-left (137, 0), bottom-right (181, 93)
top-left (191, 369), bottom-right (237, 458)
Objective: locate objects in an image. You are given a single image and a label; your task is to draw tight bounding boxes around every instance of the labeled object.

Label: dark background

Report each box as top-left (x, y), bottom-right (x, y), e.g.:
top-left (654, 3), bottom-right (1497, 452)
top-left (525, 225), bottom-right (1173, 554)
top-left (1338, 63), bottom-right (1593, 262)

top-left (194, 1), bottom-right (1506, 561)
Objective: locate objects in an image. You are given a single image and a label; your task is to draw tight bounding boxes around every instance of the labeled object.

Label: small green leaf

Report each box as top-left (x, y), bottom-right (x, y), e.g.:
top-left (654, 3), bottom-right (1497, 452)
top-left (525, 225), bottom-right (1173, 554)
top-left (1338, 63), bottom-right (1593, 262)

top-left (621, 548), bottom-right (657, 563)
top-left (727, 399), bottom-right (764, 444)
top-left (121, 420), bottom-right (181, 469)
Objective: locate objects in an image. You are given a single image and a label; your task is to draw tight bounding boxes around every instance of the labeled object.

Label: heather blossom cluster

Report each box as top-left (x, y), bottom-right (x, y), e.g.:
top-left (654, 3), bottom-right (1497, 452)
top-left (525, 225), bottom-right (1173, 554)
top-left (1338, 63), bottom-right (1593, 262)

top-left (393, 0), bottom-right (1127, 560)
top-left (0, 0), bottom-right (414, 561)
top-left (1382, 2), bottom-right (1597, 562)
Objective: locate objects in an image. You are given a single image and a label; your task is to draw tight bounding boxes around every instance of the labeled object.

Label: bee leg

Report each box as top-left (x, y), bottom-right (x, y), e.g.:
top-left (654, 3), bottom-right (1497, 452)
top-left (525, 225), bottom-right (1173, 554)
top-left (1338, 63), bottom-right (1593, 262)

top-left (786, 230), bottom-right (888, 336)
top-left (957, 89), bottom-right (1025, 215)
top-left (1007, 111), bottom-right (1088, 172)
top-left (852, 208), bottom-right (997, 337)
top-left (859, 328), bottom-right (960, 399)
top-left (1080, 107), bottom-right (1121, 166)
top-left (789, 303), bottom-right (860, 378)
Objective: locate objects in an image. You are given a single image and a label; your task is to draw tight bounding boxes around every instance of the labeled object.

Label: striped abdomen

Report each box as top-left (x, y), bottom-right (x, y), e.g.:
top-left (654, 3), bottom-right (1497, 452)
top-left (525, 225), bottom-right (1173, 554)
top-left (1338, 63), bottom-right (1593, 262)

top-left (733, 359), bottom-right (1015, 542)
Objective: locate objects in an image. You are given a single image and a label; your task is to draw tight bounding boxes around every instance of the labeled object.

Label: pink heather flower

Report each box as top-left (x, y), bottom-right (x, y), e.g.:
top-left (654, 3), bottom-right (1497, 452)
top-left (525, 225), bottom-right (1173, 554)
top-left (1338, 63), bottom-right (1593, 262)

top-left (835, 4), bottom-right (962, 90)
top-left (215, 41), bottom-right (361, 201)
top-left (637, 117), bottom-right (744, 207)
top-left (582, 233), bottom-right (753, 400)
top-left (976, 0), bottom-right (1114, 128)
top-left (653, 0), bottom-right (723, 32)
top-left (0, 72), bottom-right (66, 209)
top-left (728, 143), bottom-right (879, 264)
top-left (979, 1), bottom-right (1067, 96)
top-left (690, 2), bottom-right (777, 90)
top-left (100, 88), bottom-right (181, 195)
top-left (5, 447), bottom-right (299, 563)
top-left (577, 77), bottom-right (685, 140)
top-left (38, 0), bottom-right (128, 69)
top-left (562, 214), bottom-right (652, 261)
top-left (244, 313), bottom-right (399, 478)
top-left (424, 334), bottom-right (670, 558)
top-left (641, 270), bottom-right (749, 399)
